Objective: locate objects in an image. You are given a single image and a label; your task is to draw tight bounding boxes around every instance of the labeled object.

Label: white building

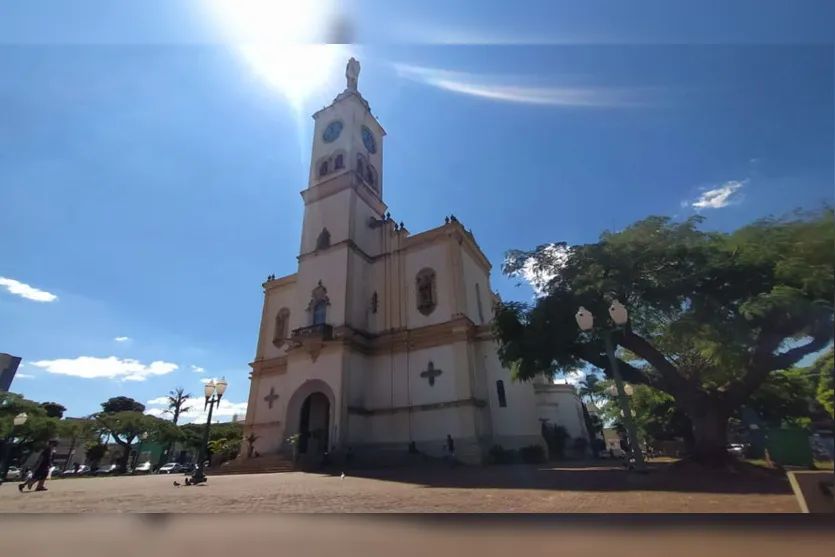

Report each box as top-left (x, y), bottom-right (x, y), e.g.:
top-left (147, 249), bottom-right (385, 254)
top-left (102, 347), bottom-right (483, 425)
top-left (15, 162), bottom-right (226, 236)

top-left (241, 58), bottom-right (588, 465)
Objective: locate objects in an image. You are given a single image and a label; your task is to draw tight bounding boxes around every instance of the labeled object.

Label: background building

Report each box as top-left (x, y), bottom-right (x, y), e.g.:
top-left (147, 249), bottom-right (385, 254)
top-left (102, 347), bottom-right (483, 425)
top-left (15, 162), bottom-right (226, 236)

top-left (0, 353), bottom-right (22, 391)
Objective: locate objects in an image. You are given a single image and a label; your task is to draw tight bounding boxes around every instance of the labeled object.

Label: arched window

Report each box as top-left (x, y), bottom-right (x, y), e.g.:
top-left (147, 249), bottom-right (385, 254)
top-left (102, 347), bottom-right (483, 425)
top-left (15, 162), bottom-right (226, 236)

top-left (318, 160), bottom-right (328, 177)
top-left (496, 380), bottom-right (507, 408)
top-left (334, 154), bottom-right (344, 170)
top-left (308, 280), bottom-right (330, 326)
top-left (312, 300), bottom-right (327, 325)
top-left (366, 164), bottom-right (378, 191)
top-left (316, 228), bottom-right (331, 250)
top-left (356, 155), bottom-right (365, 177)
top-left (415, 268), bottom-right (437, 316)
top-left (273, 308), bottom-right (290, 346)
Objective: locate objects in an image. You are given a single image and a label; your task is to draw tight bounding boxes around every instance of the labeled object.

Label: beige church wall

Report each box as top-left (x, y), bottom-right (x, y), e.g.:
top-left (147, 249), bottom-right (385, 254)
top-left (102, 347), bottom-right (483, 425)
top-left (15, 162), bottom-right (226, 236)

top-left (477, 341), bottom-right (544, 449)
top-left (260, 282), bottom-right (297, 360)
top-left (404, 242), bottom-right (453, 327)
top-left (364, 405), bottom-right (475, 449)
top-left (536, 385), bottom-right (589, 440)
top-left (460, 249), bottom-right (491, 326)
top-left (348, 191), bottom-right (385, 257)
top-left (299, 188), bottom-right (353, 254)
top-left (254, 349), bottom-right (345, 453)
top-left (346, 250), bottom-right (374, 331)
top-left (295, 248), bottom-right (349, 326)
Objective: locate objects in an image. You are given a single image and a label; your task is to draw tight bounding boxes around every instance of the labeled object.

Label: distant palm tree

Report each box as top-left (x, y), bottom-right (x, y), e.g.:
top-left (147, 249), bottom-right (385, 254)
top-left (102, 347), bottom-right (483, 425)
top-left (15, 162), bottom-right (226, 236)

top-left (163, 387), bottom-right (193, 425)
top-left (161, 387), bottom-right (193, 465)
top-left (578, 374), bottom-right (602, 406)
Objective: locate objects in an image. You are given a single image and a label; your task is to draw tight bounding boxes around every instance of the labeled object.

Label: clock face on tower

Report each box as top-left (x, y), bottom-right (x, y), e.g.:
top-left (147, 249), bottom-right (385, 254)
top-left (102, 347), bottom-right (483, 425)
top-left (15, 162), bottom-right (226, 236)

top-left (322, 121), bottom-right (343, 143)
top-left (361, 125), bottom-right (377, 154)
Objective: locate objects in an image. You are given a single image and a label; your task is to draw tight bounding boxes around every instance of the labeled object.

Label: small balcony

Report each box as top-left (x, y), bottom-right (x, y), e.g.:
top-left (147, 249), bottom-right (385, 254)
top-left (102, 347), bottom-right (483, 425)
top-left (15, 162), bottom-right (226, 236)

top-left (290, 324), bottom-right (334, 342)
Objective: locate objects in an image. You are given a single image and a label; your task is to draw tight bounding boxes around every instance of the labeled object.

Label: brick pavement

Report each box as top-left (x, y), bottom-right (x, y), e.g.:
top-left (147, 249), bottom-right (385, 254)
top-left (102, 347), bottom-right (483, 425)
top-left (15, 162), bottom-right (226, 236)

top-left (0, 463), bottom-right (800, 513)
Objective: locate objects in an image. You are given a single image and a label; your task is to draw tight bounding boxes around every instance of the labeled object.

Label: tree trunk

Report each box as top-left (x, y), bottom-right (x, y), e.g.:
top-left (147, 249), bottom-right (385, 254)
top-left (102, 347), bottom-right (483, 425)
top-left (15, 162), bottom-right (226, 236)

top-left (684, 401), bottom-right (733, 466)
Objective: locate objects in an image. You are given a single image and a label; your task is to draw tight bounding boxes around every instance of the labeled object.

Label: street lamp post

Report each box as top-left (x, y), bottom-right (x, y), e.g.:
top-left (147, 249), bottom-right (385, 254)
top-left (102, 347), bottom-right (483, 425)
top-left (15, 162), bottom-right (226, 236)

top-left (576, 301), bottom-right (646, 472)
top-left (0, 413), bottom-right (29, 486)
top-left (191, 377), bottom-right (227, 485)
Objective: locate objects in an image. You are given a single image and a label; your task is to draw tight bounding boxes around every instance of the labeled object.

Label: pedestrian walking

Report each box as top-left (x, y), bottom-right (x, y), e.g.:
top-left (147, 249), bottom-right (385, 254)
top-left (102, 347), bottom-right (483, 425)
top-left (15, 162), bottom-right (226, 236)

top-left (19, 439), bottom-right (58, 492)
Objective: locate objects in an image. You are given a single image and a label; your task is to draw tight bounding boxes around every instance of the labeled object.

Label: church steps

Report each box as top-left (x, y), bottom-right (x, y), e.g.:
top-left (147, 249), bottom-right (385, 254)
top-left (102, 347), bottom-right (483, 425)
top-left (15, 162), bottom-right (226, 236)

top-left (207, 455), bottom-right (296, 476)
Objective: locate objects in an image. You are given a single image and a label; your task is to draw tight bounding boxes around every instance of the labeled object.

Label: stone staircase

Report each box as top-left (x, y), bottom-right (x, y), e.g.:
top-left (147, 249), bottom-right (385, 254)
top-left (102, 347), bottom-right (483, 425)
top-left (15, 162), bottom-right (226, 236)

top-left (206, 455), bottom-right (296, 476)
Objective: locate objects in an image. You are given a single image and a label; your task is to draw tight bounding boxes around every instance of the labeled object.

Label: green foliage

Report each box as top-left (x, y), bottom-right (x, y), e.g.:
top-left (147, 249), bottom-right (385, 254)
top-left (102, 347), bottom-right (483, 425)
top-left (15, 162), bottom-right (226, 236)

top-left (85, 441), bottom-right (108, 465)
top-left (488, 445), bottom-right (516, 464)
top-left (101, 396), bottom-right (145, 414)
top-left (0, 392), bottom-right (60, 452)
top-left (40, 402), bottom-right (67, 419)
top-left (208, 437), bottom-right (242, 463)
top-left (494, 207), bottom-right (835, 463)
top-left (811, 347), bottom-right (834, 417)
top-left (518, 444), bottom-right (547, 464)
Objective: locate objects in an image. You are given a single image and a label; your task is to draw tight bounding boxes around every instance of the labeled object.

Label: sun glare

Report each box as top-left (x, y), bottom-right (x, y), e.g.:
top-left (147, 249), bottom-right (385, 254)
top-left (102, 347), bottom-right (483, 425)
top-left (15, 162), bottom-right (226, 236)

top-left (202, 0), bottom-right (346, 107)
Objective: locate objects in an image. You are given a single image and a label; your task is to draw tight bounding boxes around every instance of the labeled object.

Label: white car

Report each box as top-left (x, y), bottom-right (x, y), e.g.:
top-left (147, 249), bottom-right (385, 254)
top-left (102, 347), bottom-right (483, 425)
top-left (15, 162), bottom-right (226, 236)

top-left (133, 461), bottom-right (153, 474)
top-left (5, 467), bottom-right (22, 480)
top-left (157, 463), bottom-right (183, 475)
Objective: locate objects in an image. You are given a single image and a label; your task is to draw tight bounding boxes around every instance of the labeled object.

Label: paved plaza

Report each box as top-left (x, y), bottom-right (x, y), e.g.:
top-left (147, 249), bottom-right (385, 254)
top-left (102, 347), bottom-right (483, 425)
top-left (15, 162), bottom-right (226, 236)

top-left (0, 463), bottom-right (800, 513)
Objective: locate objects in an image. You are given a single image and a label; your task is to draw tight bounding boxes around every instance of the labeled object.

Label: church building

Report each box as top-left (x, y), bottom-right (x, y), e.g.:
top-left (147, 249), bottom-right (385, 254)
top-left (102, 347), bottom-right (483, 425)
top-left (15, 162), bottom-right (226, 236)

top-left (241, 58), bottom-right (589, 465)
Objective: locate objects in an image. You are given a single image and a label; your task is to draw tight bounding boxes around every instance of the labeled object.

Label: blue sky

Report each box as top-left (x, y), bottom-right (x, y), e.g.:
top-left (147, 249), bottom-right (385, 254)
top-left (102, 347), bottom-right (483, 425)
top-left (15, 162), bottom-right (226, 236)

top-left (1, 1), bottom-right (833, 420)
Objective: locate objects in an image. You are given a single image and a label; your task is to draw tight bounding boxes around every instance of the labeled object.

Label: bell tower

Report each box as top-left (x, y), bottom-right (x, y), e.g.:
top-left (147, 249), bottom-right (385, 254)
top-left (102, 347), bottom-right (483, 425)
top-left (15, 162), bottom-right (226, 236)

top-left (298, 58), bottom-right (388, 258)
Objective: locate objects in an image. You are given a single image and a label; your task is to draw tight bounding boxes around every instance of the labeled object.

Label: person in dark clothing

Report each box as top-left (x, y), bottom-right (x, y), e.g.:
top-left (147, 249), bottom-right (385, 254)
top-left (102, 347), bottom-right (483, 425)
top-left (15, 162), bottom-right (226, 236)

top-left (446, 434), bottom-right (455, 458)
top-left (19, 439), bottom-right (58, 492)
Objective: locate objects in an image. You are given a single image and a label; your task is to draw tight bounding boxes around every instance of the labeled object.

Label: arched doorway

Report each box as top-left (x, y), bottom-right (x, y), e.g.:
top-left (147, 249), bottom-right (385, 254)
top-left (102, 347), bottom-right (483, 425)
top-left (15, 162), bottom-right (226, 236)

top-left (283, 379), bottom-right (337, 456)
top-left (298, 392), bottom-right (330, 455)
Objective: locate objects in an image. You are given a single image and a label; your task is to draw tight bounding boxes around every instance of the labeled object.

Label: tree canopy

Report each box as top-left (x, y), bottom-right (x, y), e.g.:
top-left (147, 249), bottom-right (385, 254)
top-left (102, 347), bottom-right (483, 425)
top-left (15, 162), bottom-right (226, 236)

top-left (494, 207), bottom-right (834, 464)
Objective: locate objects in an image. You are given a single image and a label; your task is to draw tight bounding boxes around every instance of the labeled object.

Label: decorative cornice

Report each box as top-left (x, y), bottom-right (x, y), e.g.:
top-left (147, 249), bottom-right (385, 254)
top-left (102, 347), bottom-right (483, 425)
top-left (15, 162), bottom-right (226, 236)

top-left (263, 274), bottom-right (297, 292)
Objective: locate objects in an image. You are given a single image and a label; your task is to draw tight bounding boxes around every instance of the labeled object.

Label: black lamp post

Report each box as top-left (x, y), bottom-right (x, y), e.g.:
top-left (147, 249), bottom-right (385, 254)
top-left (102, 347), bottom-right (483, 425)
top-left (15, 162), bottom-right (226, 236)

top-left (576, 300), bottom-right (646, 472)
top-left (191, 377), bottom-right (227, 485)
top-left (0, 412), bottom-right (29, 486)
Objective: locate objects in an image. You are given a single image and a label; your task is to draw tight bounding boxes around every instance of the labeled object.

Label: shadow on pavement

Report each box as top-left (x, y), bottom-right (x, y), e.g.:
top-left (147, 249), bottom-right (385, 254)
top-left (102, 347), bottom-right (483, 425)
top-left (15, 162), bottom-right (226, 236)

top-left (318, 460), bottom-right (794, 495)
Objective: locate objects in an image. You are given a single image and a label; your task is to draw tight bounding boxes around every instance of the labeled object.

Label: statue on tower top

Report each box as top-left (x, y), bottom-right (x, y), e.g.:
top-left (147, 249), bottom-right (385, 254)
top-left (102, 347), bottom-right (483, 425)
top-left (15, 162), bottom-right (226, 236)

top-left (346, 57), bottom-right (361, 91)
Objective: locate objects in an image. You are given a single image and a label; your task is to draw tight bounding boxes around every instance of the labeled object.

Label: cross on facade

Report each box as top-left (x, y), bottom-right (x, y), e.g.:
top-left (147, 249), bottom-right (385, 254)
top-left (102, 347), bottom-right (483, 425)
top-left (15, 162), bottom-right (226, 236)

top-left (420, 361), bottom-right (443, 387)
top-left (264, 386), bottom-right (279, 409)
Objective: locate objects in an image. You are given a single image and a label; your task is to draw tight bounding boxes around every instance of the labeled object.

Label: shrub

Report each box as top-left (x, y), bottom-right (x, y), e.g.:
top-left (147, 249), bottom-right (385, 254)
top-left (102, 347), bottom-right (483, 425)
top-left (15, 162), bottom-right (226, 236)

top-left (518, 444), bottom-right (547, 464)
top-left (488, 444), bottom-right (516, 465)
top-left (541, 423), bottom-right (569, 459)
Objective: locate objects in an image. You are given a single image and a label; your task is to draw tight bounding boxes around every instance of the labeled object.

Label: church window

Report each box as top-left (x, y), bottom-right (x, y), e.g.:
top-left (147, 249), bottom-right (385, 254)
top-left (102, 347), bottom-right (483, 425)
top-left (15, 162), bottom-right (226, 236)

top-left (356, 154), bottom-right (365, 177)
top-left (415, 268), bottom-right (437, 316)
top-left (316, 228), bottom-right (331, 250)
top-left (497, 380), bottom-right (507, 407)
top-left (312, 300), bottom-right (327, 325)
top-left (307, 280), bottom-right (330, 325)
top-left (318, 160), bottom-right (329, 177)
top-left (334, 154), bottom-right (344, 170)
top-left (273, 308), bottom-right (290, 346)
top-left (475, 283), bottom-right (485, 324)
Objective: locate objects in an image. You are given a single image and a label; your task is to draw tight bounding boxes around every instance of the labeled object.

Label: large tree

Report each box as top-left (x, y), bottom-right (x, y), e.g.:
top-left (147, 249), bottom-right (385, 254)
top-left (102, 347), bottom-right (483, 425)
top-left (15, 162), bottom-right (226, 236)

top-left (162, 387), bottom-right (193, 425)
top-left (494, 207), bottom-right (834, 465)
top-left (810, 346), bottom-right (834, 417)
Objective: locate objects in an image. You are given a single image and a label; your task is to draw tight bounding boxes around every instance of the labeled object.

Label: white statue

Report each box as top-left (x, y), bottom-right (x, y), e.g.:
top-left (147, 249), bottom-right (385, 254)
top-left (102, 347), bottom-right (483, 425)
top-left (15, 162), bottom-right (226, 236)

top-left (346, 57), bottom-right (361, 91)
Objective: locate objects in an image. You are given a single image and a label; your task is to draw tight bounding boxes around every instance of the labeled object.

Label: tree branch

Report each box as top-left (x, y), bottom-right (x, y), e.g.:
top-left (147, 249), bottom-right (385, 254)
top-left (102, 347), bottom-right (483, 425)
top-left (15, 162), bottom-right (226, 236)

top-left (574, 343), bottom-right (652, 386)
top-left (619, 330), bottom-right (692, 393)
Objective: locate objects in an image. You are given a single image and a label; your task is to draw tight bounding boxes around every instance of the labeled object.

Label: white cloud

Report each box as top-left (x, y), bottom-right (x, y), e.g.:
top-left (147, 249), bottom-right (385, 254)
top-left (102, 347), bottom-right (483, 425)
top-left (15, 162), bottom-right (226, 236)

top-left (0, 277), bottom-right (58, 302)
top-left (692, 180), bottom-right (746, 209)
top-left (191, 365), bottom-right (205, 373)
top-left (508, 243), bottom-right (571, 297)
top-left (145, 385), bottom-right (246, 425)
top-left (114, 336), bottom-right (131, 342)
top-left (16, 373), bottom-right (36, 379)
top-left (563, 370), bottom-right (586, 386)
top-left (394, 64), bottom-right (650, 108)
top-left (30, 356), bottom-right (178, 382)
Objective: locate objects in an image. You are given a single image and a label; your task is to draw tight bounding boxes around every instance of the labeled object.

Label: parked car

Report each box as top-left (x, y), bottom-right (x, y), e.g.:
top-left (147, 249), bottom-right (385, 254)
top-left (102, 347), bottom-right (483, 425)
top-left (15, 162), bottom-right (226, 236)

top-left (133, 461), bottom-right (153, 475)
top-left (95, 464), bottom-right (119, 476)
top-left (158, 462), bottom-right (183, 475)
top-left (62, 465), bottom-right (91, 477)
top-left (5, 467), bottom-right (22, 480)
top-left (180, 463), bottom-right (196, 474)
